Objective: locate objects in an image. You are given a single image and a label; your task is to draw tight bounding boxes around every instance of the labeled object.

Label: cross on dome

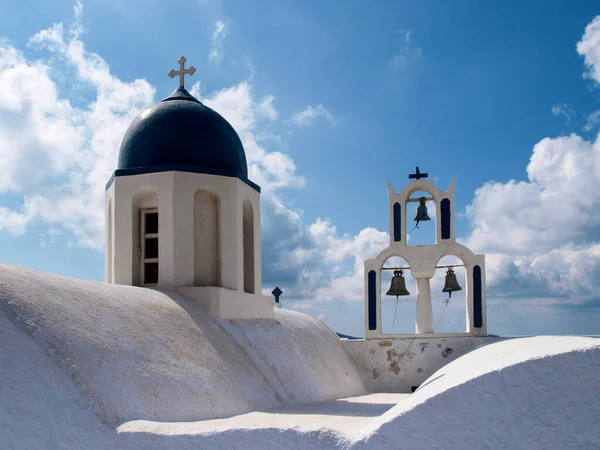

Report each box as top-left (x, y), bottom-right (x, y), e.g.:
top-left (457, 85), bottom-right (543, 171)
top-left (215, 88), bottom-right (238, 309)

top-left (168, 56), bottom-right (196, 89)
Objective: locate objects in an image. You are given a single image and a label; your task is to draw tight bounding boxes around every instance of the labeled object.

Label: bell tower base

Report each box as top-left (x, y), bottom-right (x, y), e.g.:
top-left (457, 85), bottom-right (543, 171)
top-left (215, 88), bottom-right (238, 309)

top-left (176, 287), bottom-right (274, 320)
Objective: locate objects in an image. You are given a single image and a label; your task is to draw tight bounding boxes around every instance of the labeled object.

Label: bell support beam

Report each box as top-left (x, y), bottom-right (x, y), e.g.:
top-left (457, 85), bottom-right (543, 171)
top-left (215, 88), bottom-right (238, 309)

top-left (406, 196), bottom-right (434, 203)
top-left (415, 278), bottom-right (434, 333)
top-left (382, 264), bottom-right (464, 271)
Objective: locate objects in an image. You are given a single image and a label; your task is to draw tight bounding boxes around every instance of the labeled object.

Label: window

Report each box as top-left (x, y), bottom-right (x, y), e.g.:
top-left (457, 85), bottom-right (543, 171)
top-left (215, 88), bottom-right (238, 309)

top-left (140, 209), bottom-right (158, 285)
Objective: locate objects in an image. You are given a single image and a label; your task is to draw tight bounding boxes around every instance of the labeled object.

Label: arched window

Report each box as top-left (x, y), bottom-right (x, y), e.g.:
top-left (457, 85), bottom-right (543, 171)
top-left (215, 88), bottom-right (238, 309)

top-left (107, 198), bottom-right (113, 283)
top-left (194, 190), bottom-right (220, 287)
top-left (132, 187), bottom-right (159, 286)
top-left (432, 255), bottom-right (467, 333)
top-left (380, 256), bottom-right (415, 334)
top-left (243, 198), bottom-right (255, 294)
top-left (406, 190), bottom-right (436, 246)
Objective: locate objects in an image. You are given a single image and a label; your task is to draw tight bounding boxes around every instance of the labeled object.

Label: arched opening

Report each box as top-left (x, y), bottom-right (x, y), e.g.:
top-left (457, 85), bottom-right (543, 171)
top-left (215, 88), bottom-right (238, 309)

top-left (431, 255), bottom-right (467, 333)
top-left (406, 190), bottom-right (436, 246)
top-left (132, 187), bottom-right (159, 287)
top-left (107, 198), bottom-right (113, 283)
top-left (243, 198), bottom-right (255, 294)
top-left (194, 190), bottom-right (221, 287)
top-left (380, 256), bottom-right (416, 334)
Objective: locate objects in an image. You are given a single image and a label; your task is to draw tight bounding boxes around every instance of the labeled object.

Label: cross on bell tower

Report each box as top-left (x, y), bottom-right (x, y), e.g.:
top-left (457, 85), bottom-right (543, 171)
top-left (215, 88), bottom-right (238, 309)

top-left (409, 166), bottom-right (428, 180)
top-left (168, 56), bottom-right (196, 89)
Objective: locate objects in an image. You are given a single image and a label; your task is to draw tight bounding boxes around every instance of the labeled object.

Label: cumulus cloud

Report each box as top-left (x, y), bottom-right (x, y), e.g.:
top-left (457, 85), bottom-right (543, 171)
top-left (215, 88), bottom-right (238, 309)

top-left (6, 4), bottom-right (600, 337)
top-left (289, 104), bottom-right (335, 126)
top-left (0, 2), bottom-right (385, 319)
top-left (0, 4), bottom-right (154, 247)
top-left (444, 15), bottom-right (600, 318)
top-left (208, 19), bottom-right (230, 63)
top-left (584, 110), bottom-right (600, 132)
top-left (577, 15), bottom-right (600, 84)
top-left (462, 128), bottom-right (600, 305)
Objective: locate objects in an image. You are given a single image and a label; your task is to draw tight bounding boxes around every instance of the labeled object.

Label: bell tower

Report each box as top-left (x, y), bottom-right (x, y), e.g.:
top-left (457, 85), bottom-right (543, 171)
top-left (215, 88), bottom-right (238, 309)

top-left (363, 167), bottom-right (487, 338)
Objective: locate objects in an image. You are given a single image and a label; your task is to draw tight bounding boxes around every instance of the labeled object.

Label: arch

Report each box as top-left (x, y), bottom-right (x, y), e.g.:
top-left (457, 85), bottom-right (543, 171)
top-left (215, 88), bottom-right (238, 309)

top-left (432, 243), bottom-right (477, 268)
top-left (107, 198), bottom-right (113, 283)
top-left (432, 254), bottom-right (467, 332)
top-left (242, 198), bottom-right (255, 294)
top-left (397, 179), bottom-right (444, 203)
top-left (132, 187), bottom-right (159, 286)
top-left (194, 189), bottom-right (221, 287)
top-left (380, 256), bottom-right (415, 334)
top-left (406, 190), bottom-right (436, 246)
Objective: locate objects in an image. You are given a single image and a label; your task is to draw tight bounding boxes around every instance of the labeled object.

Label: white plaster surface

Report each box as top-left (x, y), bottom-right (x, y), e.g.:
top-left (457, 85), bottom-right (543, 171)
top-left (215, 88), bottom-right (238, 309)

top-left (0, 263), bottom-right (369, 425)
top-left (355, 336), bottom-right (600, 449)
top-left (119, 392), bottom-right (410, 438)
top-left (176, 286), bottom-right (273, 319)
top-left (106, 171), bottom-right (266, 321)
top-left (2, 264), bottom-right (600, 449)
top-left (343, 336), bottom-right (502, 392)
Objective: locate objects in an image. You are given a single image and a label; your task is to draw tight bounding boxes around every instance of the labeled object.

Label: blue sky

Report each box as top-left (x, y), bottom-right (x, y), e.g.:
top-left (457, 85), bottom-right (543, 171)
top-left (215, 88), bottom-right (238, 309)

top-left (1, 0), bottom-right (600, 337)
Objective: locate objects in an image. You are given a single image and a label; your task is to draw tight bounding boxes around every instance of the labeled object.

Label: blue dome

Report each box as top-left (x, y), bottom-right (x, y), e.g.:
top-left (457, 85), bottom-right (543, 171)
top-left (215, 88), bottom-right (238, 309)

top-left (117, 88), bottom-right (248, 179)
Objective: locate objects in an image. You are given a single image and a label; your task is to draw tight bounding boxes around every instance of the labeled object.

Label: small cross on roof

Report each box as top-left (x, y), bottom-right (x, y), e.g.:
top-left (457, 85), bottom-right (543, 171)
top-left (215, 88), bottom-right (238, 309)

top-left (272, 287), bottom-right (283, 303)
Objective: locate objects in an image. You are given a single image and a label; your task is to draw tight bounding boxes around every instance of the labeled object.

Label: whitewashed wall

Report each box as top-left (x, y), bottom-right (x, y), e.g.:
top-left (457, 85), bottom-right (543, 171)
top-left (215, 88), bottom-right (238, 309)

top-left (343, 336), bottom-right (506, 392)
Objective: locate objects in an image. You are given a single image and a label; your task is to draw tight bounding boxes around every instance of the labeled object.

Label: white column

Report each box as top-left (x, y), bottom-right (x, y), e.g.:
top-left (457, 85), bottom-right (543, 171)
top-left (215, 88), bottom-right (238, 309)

top-left (113, 182), bottom-right (134, 286)
top-left (415, 278), bottom-right (434, 333)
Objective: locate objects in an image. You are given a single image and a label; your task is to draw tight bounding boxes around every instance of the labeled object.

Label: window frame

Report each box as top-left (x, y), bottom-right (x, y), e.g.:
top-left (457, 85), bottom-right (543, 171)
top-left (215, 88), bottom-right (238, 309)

top-left (140, 208), bottom-right (159, 286)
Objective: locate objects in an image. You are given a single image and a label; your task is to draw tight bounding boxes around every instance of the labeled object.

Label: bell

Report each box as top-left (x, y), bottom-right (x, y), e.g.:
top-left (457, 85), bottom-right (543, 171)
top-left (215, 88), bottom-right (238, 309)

top-left (442, 267), bottom-right (462, 298)
top-left (386, 269), bottom-right (410, 298)
top-left (414, 197), bottom-right (431, 224)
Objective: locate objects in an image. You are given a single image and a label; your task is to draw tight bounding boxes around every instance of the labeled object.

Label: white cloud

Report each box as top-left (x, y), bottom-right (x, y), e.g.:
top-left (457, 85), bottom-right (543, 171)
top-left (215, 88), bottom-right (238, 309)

top-left (0, 3), bottom-right (154, 246)
top-left (201, 82), bottom-right (303, 192)
top-left (428, 15), bottom-right (600, 315)
top-left (289, 104), bottom-right (335, 126)
top-left (208, 19), bottom-right (230, 63)
top-left (462, 131), bottom-right (600, 304)
top-left (584, 110), bottom-right (600, 132)
top-left (6, 4), bottom-right (599, 338)
top-left (0, 2), bottom-right (379, 315)
top-left (577, 15), bottom-right (600, 84)
top-left (551, 103), bottom-right (573, 123)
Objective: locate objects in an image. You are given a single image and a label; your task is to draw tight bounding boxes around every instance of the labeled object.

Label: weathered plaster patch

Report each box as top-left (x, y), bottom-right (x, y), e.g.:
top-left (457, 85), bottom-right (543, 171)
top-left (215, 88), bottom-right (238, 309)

top-left (442, 347), bottom-right (454, 358)
top-left (389, 361), bottom-right (400, 375)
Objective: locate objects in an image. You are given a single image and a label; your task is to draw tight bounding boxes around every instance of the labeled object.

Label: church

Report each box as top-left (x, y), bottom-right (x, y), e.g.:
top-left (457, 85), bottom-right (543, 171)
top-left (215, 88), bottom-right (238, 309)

top-left (104, 56), bottom-right (272, 320)
top-left (0, 57), bottom-right (598, 449)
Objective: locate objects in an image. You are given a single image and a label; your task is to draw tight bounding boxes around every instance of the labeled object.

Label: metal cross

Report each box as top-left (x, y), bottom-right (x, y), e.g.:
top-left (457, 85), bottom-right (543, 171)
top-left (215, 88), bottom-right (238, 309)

top-left (272, 287), bottom-right (283, 304)
top-left (168, 56), bottom-right (196, 89)
top-left (409, 166), bottom-right (428, 180)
